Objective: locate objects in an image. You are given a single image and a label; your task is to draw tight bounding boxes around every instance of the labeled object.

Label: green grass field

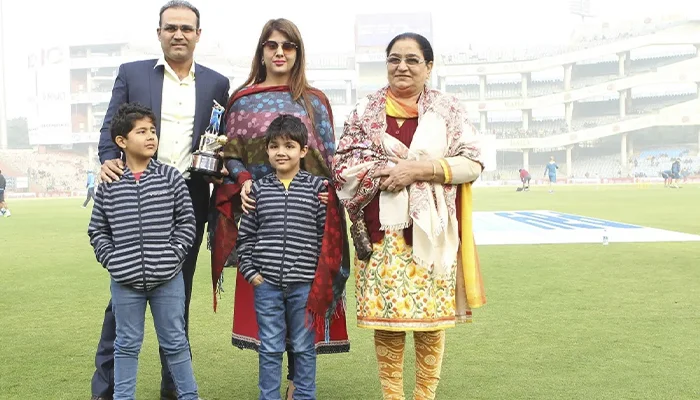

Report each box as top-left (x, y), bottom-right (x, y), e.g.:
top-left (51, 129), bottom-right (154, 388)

top-left (1, 184), bottom-right (699, 399)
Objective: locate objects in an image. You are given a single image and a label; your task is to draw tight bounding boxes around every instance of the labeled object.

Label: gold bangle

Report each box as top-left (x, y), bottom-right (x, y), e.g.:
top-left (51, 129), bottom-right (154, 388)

top-left (438, 158), bottom-right (452, 184)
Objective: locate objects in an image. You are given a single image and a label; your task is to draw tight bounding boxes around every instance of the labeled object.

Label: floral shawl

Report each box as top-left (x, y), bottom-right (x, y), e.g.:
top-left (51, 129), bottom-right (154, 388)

top-left (332, 85), bottom-right (486, 308)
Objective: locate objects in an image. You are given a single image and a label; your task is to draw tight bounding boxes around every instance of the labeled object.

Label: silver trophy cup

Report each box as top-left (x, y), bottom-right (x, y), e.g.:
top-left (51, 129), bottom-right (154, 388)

top-left (189, 100), bottom-right (228, 178)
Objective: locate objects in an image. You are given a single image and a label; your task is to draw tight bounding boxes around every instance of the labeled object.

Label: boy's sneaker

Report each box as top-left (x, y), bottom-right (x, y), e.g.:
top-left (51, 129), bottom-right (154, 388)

top-left (161, 390), bottom-right (205, 400)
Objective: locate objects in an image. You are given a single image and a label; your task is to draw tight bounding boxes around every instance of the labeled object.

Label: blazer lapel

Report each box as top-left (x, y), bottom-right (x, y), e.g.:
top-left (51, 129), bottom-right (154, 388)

top-left (150, 62), bottom-right (164, 135)
top-left (193, 63), bottom-right (207, 152)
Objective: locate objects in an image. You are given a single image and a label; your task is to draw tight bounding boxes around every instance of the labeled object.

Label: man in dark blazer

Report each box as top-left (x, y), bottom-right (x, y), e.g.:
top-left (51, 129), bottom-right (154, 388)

top-left (91, 2), bottom-right (229, 399)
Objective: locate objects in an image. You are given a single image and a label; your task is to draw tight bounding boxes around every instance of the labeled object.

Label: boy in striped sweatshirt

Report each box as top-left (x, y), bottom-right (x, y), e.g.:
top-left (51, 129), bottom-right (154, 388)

top-left (87, 103), bottom-right (200, 400)
top-left (236, 115), bottom-right (328, 400)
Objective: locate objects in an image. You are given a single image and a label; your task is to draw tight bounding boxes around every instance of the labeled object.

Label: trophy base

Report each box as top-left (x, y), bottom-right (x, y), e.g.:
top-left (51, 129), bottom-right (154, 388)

top-left (188, 167), bottom-right (223, 179)
top-left (189, 150), bottom-right (223, 179)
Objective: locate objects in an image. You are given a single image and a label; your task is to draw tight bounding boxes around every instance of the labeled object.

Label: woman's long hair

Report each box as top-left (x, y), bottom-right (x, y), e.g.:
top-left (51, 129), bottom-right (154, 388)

top-left (229, 18), bottom-right (317, 128)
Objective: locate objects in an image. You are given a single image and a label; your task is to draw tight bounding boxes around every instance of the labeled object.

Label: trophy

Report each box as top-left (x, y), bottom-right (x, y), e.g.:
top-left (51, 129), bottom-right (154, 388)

top-left (189, 100), bottom-right (228, 178)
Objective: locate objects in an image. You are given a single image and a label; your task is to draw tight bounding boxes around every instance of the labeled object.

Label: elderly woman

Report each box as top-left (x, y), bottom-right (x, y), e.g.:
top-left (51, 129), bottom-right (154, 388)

top-left (332, 32), bottom-right (486, 400)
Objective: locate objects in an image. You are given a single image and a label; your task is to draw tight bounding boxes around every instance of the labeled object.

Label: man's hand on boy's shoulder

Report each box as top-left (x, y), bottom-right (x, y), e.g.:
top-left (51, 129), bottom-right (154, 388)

top-left (101, 159), bottom-right (125, 183)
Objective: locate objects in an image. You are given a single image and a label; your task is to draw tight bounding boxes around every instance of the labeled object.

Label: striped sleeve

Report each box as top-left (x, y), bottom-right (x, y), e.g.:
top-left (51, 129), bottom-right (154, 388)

top-left (315, 178), bottom-right (327, 252)
top-left (236, 182), bottom-right (260, 283)
top-left (169, 168), bottom-right (197, 260)
top-left (87, 184), bottom-right (114, 268)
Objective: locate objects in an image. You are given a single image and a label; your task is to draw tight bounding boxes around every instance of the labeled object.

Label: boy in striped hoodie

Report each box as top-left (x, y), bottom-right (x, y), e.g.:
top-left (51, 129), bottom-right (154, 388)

top-left (236, 115), bottom-right (328, 400)
top-left (88, 103), bottom-right (200, 400)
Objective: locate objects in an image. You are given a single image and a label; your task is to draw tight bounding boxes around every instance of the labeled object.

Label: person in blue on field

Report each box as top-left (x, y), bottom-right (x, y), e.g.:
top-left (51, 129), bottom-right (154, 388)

top-left (670, 158), bottom-right (681, 189)
top-left (543, 156), bottom-right (558, 193)
top-left (82, 171), bottom-right (97, 208)
top-left (0, 169), bottom-right (10, 217)
top-left (661, 170), bottom-right (672, 188)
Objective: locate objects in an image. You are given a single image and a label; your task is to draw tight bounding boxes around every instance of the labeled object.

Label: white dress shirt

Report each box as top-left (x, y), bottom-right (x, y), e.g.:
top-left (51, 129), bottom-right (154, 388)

top-left (155, 57), bottom-right (196, 178)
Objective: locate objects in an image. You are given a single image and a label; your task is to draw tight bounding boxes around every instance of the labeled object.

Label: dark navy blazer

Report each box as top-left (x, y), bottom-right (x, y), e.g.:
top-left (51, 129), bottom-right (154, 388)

top-left (97, 59), bottom-right (230, 223)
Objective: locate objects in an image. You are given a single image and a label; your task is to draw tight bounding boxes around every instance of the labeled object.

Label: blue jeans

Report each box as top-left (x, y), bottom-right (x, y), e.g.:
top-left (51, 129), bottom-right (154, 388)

top-left (92, 222), bottom-right (206, 397)
top-left (111, 272), bottom-right (198, 400)
top-left (254, 281), bottom-right (316, 400)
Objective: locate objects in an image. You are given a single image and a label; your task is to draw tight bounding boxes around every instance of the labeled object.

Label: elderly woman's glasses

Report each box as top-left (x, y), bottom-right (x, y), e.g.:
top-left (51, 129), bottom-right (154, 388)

top-left (386, 56), bottom-right (426, 66)
top-left (262, 40), bottom-right (298, 53)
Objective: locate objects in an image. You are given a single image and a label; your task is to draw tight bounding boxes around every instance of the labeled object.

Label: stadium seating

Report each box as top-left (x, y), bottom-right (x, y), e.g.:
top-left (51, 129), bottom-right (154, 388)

top-left (445, 84), bottom-right (480, 100)
top-left (633, 149), bottom-right (699, 177)
top-left (630, 94), bottom-right (696, 114)
top-left (570, 154), bottom-right (621, 178)
top-left (0, 150), bottom-right (93, 192)
top-left (628, 54), bottom-right (695, 74)
top-left (528, 80), bottom-right (564, 96)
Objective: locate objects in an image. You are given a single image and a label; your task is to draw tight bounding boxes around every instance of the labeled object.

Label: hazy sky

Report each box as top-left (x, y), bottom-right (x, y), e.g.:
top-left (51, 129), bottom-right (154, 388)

top-left (1, 0), bottom-right (696, 118)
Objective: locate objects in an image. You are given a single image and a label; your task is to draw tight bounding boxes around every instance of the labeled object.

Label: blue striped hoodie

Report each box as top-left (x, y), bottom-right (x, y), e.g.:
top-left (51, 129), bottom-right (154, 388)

top-left (236, 170), bottom-right (327, 286)
top-left (87, 159), bottom-right (196, 290)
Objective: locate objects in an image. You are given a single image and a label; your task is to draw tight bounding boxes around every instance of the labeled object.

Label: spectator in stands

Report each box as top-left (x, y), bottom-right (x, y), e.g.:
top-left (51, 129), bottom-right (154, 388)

top-left (89, 2), bottom-right (230, 400)
top-left (82, 171), bottom-right (97, 208)
top-left (2, 152), bottom-right (88, 193)
top-left (0, 169), bottom-right (10, 217)
top-left (333, 32), bottom-right (485, 400)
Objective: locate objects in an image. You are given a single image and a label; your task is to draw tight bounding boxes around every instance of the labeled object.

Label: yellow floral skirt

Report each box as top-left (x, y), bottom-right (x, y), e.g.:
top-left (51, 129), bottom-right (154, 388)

top-left (355, 230), bottom-right (458, 331)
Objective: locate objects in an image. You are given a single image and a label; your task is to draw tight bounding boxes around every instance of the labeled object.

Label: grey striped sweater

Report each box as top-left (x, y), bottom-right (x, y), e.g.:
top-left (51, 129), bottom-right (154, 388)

top-left (87, 159), bottom-right (196, 290)
top-left (237, 170), bottom-right (327, 286)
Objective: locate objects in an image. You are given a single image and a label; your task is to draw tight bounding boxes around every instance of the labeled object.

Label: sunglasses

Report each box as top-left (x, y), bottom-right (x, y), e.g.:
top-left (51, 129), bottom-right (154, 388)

top-left (262, 40), bottom-right (298, 53)
top-left (386, 56), bottom-right (426, 66)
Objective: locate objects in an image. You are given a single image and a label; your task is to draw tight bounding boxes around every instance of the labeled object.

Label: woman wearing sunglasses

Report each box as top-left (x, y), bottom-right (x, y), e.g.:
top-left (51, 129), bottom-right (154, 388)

top-left (209, 18), bottom-right (350, 400)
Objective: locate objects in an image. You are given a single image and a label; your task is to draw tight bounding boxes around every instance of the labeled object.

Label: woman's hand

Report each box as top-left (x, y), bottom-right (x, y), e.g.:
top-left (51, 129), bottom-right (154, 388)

top-left (318, 180), bottom-right (329, 205)
top-left (240, 179), bottom-right (255, 214)
top-left (376, 157), bottom-right (419, 193)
